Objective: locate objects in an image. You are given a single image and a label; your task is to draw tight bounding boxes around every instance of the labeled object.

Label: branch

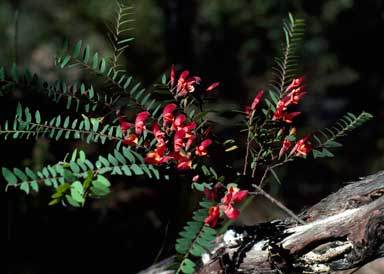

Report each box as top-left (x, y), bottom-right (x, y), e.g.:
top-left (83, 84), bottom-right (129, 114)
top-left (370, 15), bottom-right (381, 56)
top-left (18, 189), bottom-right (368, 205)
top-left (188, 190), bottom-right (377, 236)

top-left (137, 170), bottom-right (384, 274)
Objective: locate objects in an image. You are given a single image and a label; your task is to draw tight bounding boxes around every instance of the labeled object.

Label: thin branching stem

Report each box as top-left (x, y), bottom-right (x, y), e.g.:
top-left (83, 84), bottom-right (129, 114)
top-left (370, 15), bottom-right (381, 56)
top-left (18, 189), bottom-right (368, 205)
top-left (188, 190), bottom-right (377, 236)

top-left (250, 184), bottom-right (305, 224)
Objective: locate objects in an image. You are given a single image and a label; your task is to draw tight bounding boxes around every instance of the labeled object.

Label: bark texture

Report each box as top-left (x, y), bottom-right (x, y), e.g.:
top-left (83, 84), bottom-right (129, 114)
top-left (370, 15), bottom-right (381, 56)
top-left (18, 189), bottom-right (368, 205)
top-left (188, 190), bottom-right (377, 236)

top-left (139, 171), bottom-right (384, 274)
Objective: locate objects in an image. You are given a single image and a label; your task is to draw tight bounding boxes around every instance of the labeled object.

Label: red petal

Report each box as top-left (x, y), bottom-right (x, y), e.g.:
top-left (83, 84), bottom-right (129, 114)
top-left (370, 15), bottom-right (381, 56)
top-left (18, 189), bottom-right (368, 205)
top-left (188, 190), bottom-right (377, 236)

top-left (224, 204), bottom-right (240, 220)
top-left (179, 70), bottom-right (189, 81)
top-left (251, 90), bottom-right (264, 110)
top-left (170, 64), bottom-right (175, 88)
top-left (232, 190), bottom-right (248, 203)
top-left (206, 82), bottom-right (220, 91)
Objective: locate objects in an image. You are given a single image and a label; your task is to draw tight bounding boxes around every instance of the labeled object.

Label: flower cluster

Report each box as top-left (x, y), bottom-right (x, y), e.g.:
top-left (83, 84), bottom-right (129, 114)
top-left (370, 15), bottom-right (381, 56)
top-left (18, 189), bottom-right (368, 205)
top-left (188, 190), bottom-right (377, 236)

top-left (273, 77), bottom-right (306, 123)
top-left (204, 185), bottom-right (248, 227)
top-left (278, 128), bottom-right (312, 158)
top-left (170, 65), bottom-right (220, 99)
top-left (245, 90), bottom-right (264, 118)
top-left (118, 103), bottom-right (213, 171)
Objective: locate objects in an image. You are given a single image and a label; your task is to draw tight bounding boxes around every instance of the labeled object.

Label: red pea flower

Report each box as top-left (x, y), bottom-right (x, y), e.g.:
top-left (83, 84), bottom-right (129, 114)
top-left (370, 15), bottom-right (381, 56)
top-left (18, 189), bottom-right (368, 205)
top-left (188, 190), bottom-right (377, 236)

top-left (170, 64), bottom-right (175, 88)
top-left (195, 139), bottom-right (212, 156)
top-left (162, 103), bottom-right (177, 127)
top-left (281, 112), bottom-right (301, 123)
top-left (221, 186), bottom-right (248, 204)
top-left (174, 130), bottom-right (186, 152)
top-left (177, 158), bottom-right (192, 170)
top-left (118, 116), bottom-right (131, 135)
top-left (135, 111), bottom-right (150, 135)
top-left (122, 134), bottom-right (138, 146)
top-left (206, 82), bottom-right (220, 92)
top-left (289, 135), bottom-right (312, 157)
top-left (204, 206), bottom-right (221, 228)
top-left (279, 138), bottom-right (293, 159)
top-left (183, 121), bottom-right (196, 136)
top-left (173, 114), bottom-right (186, 131)
top-left (251, 90), bottom-right (264, 110)
top-left (286, 77), bottom-right (305, 92)
top-left (185, 134), bottom-right (195, 151)
top-left (152, 122), bottom-right (165, 144)
top-left (176, 70), bottom-right (201, 98)
top-left (245, 106), bottom-right (251, 118)
top-left (223, 203), bottom-right (240, 220)
top-left (144, 151), bottom-right (161, 165)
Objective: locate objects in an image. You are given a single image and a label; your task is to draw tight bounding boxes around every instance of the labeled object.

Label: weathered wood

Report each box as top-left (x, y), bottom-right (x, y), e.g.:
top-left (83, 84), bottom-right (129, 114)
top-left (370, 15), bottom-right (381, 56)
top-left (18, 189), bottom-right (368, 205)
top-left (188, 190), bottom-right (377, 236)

top-left (138, 171), bottom-right (384, 274)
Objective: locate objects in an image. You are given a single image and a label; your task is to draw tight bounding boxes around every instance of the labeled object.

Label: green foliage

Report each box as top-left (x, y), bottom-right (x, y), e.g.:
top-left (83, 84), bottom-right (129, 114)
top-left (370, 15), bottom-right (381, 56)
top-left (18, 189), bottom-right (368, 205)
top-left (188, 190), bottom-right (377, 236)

top-left (0, 103), bottom-right (123, 144)
top-left (56, 40), bottom-right (163, 117)
top-left (172, 200), bottom-right (217, 274)
top-left (0, 65), bottom-right (117, 113)
top-left (107, 1), bottom-right (135, 70)
top-left (270, 13), bottom-right (305, 97)
top-left (312, 111), bottom-right (373, 158)
top-left (3, 147), bottom-right (162, 205)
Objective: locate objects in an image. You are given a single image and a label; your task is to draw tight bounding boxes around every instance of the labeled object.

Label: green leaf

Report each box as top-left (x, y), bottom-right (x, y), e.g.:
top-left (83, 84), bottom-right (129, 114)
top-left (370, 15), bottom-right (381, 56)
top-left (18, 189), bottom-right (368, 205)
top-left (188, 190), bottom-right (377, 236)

top-left (35, 110), bottom-right (41, 123)
top-left (190, 243), bottom-right (205, 257)
top-left (20, 182), bottom-right (30, 194)
top-left (92, 52), bottom-right (99, 70)
top-left (2, 167), bottom-right (17, 185)
top-left (60, 55), bottom-right (71, 68)
top-left (180, 258), bottom-right (195, 274)
top-left (96, 175), bottom-right (111, 187)
top-left (322, 148), bottom-right (334, 157)
top-left (225, 145), bottom-right (238, 152)
top-left (130, 164), bottom-right (144, 175)
top-left (83, 45), bottom-right (90, 63)
top-left (99, 58), bottom-right (106, 73)
top-left (72, 40), bottom-right (82, 58)
top-left (70, 181), bottom-right (84, 203)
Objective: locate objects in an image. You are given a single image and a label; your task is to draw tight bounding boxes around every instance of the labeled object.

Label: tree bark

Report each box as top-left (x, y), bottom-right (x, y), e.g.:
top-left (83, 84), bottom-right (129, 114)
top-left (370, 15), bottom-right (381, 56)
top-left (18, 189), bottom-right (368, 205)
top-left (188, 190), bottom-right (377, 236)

top-left (138, 171), bottom-right (384, 274)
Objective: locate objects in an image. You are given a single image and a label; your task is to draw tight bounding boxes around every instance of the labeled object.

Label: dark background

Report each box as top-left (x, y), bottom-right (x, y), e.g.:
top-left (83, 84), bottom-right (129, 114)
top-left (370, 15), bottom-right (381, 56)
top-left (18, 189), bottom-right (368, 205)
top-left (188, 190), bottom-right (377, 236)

top-left (2, 0), bottom-right (383, 273)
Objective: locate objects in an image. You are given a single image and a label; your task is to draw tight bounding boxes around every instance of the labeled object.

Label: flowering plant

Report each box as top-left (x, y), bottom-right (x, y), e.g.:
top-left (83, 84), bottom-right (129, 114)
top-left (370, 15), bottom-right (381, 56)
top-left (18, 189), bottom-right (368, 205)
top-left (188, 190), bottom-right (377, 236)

top-left (0, 4), bottom-right (373, 274)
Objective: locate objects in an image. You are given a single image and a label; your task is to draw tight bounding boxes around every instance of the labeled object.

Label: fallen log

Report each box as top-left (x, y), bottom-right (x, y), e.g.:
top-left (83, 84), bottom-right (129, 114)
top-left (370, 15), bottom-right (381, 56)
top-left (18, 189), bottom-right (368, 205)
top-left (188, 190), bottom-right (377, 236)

top-left (139, 171), bottom-right (384, 274)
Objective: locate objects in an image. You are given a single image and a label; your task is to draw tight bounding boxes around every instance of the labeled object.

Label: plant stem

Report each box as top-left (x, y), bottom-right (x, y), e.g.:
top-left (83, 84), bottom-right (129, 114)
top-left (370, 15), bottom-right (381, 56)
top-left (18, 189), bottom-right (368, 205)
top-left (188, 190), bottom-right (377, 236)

top-left (250, 184), bottom-right (305, 224)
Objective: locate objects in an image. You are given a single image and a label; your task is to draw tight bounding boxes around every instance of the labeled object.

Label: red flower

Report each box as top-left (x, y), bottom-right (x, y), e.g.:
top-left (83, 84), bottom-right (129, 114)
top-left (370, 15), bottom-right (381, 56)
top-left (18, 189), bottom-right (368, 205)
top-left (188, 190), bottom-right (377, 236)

top-left (195, 139), bottom-right (212, 156)
top-left (170, 64), bottom-right (175, 88)
top-left (122, 134), bottom-right (138, 146)
top-left (135, 111), bottom-right (150, 135)
top-left (223, 203), bottom-right (240, 220)
top-left (279, 138), bottom-right (292, 159)
top-left (173, 114), bottom-right (186, 131)
top-left (289, 135), bottom-right (312, 157)
top-left (177, 158), bottom-right (192, 170)
top-left (185, 134), bottom-right (195, 150)
top-left (192, 175), bottom-right (199, 182)
top-left (286, 77), bottom-right (305, 92)
top-left (144, 151), bottom-right (161, 165)
top-left (206, 82), bottom-right (220, 92)
top-left (251, 90), bottom-right (264, 110)
top-left (281, 112), bottom-right (301, 123)
top-left (204, 206), bottom-right (221, 227)
top-left (245, 106), bottom-right (251, 118)
top-left (176, 70), bottom-right (201, 98)
top-left (288, 90), bottom-right (306, 105)
top-left (152, 122), bottom-right (165, 144)
top-left (163, 103), bottom-right (177, 127)
top-left (144, 143), bottom-right (170, 165)
top-left (183, 121), bottom-right (196, 137)
top-left (118, 116), bottom-right (131, 134)
top-left (174, 130), bottom-right (186, 152)
top-left (221, 186), bottom-right (248, 205)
